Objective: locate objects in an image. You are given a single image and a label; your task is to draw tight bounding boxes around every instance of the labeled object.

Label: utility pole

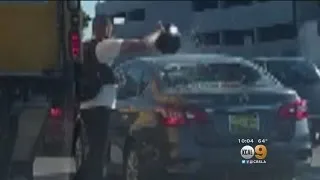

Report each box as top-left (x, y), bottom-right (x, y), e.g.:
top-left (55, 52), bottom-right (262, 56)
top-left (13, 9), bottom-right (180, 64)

top-left (292, 0), bottom-right (297, 29)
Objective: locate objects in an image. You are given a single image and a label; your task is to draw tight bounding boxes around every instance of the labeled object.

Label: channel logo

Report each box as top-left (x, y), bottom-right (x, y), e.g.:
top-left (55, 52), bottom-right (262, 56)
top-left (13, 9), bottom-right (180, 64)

top-left (240, 145), bottom-right (267, 164)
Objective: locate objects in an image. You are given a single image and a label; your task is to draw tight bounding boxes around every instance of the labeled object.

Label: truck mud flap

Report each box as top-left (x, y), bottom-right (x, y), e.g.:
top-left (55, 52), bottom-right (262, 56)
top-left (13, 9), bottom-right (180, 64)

top-left (10, 98), bottom-right (49, 180)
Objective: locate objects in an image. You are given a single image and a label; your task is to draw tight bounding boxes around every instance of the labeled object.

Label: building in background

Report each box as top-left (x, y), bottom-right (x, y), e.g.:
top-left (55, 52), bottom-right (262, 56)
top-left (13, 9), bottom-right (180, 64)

top-left (95, 1), bottom-right (320, 57)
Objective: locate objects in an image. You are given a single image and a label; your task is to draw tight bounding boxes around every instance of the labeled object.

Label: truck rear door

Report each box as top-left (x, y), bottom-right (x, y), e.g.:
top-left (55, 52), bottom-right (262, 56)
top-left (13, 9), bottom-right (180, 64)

top-left (0, 1), bottom-right (63, 75)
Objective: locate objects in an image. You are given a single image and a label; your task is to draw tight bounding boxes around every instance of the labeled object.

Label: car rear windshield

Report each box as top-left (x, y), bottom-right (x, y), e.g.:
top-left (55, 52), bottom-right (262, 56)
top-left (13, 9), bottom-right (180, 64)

top-left (262, 60), bottom-right (320, 86)
top-left (160, 62), bottom-right (278, 90)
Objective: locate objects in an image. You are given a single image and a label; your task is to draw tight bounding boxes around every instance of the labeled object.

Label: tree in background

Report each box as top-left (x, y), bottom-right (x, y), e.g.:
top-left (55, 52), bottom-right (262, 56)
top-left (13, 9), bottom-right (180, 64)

top-left (81, 9), bottom-right (91, 31)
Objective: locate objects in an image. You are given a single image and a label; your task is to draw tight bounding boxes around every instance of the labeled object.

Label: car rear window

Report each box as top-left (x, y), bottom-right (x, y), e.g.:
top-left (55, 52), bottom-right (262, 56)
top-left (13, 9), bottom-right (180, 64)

top-left (262, 60), bottom-right (320, 86)
top-left (160, 62), bottom-right (278, 90)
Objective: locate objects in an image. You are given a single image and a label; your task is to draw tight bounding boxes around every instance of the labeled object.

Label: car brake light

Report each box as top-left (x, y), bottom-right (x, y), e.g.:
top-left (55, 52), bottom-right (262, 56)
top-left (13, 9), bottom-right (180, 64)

top-left (156, 106), bottom-right (186, 127)
top-left (278, 99), bottom-right (308, 120)
top-left (156, 106), bottom-right (208, 127)
top-left (50, 107), bottom-right (63, 119)
top-left (185, 108), bottom-right (208, 124)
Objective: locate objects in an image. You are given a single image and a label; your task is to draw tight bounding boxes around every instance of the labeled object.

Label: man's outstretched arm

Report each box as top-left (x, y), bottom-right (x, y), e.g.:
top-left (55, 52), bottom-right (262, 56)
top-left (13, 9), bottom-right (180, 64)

top-left (95, 24), bottom-right (164, 64)
top-left (119, 29), bottom-right (162, 54)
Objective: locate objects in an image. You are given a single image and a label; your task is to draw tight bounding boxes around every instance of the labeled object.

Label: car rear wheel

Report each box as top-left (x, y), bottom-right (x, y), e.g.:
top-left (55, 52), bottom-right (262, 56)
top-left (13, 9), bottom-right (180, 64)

top-left (125, 149), bottom-right (139, 180)
top-left (123, 142), bottom-right (166, 180)
top-left (311, 131), bottom-right (320, 146)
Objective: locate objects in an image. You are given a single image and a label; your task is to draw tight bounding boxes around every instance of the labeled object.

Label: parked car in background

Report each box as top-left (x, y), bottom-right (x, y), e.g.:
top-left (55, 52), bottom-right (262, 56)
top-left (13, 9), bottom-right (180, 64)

top-left (252, 57), bottom-right (320, 144)
top-left (73, 54), bottom-right (312, 180)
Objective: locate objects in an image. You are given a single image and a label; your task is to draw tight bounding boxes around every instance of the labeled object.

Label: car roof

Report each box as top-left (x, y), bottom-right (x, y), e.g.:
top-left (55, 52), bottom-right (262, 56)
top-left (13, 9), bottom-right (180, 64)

top-left (252, 56), bottom-right (306, 62)
top-left (135, 53), bottom-right (245, 65)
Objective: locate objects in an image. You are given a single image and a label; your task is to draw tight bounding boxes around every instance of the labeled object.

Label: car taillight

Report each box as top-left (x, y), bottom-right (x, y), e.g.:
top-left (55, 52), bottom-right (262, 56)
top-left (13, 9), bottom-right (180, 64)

top-left (49, 107), bottom-right (63, 119)
top-left (156, 106), bottom-right (185, 127)
top-left (185, 108), bottom-right (208, 124)
top-left (278, 99), bottom-right (308, 120)
top-left (156, 106), bottom-right (208, 127)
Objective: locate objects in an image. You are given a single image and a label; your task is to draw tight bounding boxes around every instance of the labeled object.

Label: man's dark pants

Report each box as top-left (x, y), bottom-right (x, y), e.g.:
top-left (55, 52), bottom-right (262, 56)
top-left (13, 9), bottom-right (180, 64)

top-left (74, 106), bottom-right (110, 180)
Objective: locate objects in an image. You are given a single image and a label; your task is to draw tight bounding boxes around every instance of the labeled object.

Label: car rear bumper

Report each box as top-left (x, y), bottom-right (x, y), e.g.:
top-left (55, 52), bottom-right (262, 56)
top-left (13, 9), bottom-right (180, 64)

top-left (309, 115), bottom-right (320, 131)
top-left (165, 141), bottom-right (312, 175)
top-left (165, 119), bottom-right (312, 174)
top-left (199, 143), bottom-right (311, 169)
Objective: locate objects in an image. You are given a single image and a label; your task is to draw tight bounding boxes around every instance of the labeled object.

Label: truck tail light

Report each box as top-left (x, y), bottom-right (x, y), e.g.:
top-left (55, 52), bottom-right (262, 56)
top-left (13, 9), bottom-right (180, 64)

top-left (49, 107), bottom-right (63, 119)
top-left (70, 31), bottom-right (80, 60)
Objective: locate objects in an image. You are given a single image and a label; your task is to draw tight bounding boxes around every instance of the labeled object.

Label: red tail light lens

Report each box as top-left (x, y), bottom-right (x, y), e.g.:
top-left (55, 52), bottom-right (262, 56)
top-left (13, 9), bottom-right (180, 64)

top-left (278, 99), bottom-right (308, 120)
top-left (156, 106), bottom-right (186, 127)
top-left (185, 109), bottom-right (208, 124)
top-left (49, 107), bottom-right (63, 119)
top-left (70, 31), bottom-right (80, 59)
top-left (156, 106), bottom-right (208, 127)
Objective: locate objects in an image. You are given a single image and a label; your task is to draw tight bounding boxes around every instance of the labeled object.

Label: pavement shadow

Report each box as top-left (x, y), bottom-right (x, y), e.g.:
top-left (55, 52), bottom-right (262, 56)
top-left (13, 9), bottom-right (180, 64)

top-left (33, 169), bottom-right (320, 180)
top-left (34, 173), bottom-right (124, 180)
top-left (301, 166), bottom-right (320, 180)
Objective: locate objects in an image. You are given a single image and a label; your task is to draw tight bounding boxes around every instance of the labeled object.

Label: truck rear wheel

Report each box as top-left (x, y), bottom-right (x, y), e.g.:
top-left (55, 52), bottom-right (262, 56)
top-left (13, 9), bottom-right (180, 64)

top-left (73, 127), bottom-right (88, 170)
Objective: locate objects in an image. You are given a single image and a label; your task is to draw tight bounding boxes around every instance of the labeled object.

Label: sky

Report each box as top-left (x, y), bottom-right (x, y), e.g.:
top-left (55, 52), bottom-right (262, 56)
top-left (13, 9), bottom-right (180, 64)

top-left (81, 1), bottom-right (96, 40)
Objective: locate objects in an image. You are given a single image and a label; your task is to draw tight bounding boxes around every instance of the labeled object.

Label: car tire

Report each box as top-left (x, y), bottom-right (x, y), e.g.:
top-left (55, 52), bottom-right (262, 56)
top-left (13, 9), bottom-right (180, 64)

top-left (312, 132), bottom-right (320, 146)
top-left (123, 141), bottom-right (166, 180)
top-left (310, 123), bottom-right (320, 145)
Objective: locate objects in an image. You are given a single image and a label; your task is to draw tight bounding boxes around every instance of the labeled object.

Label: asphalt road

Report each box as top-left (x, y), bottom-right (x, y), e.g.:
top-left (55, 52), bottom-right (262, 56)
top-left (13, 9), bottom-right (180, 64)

top-left (33, 147), bottom-right (320, 180)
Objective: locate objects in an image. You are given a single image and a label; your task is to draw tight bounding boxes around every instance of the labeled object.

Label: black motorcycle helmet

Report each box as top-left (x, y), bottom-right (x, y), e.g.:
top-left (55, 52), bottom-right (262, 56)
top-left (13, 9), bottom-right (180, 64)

top-left (155, 23), bottom-right (181, 54)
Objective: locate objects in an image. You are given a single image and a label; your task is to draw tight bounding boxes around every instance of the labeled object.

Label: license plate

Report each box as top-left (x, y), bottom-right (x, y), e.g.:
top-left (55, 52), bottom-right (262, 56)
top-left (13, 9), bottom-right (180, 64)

top-left (229, 114), bottom-right (259, 134)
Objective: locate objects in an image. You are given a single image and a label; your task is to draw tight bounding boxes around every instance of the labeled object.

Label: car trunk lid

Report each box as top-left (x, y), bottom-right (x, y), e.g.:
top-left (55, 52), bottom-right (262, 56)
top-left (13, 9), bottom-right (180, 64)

top-left (164, 87), bottom-right (299, 147)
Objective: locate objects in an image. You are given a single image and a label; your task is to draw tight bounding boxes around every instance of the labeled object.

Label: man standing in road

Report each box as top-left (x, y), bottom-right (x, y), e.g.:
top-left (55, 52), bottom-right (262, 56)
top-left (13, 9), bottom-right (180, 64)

top-left (74, 16), bottom-right (164, 180)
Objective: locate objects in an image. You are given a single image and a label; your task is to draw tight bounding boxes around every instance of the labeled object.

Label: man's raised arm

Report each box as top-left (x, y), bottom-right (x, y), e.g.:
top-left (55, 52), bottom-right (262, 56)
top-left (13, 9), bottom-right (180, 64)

top-left (119, 29), bottom-right (162, 54)
top-left (95, 24), bottom-right (164, 64)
